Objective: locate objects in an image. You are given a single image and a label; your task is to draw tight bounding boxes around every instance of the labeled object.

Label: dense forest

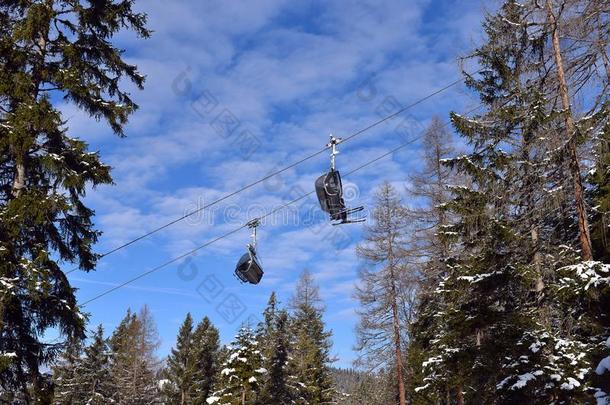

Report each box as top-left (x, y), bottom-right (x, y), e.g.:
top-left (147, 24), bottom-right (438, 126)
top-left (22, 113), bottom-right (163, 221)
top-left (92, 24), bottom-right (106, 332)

top-left (0, 0), bottom-right (609, 403)
top-left (49, 271), bottom-right (338, 404)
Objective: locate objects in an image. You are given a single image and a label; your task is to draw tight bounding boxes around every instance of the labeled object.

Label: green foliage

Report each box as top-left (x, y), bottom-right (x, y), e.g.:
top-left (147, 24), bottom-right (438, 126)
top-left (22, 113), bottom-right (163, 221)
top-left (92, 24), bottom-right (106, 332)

top-left (207, 326), bottom-right (266, 405)
top-left (77, 325), bottom-right (113, 404)
top-left (257, 293), bottom-right (304, 404)
top-left (588, 122), bottom-right (610, 263)
top-left (409, 1), bottom-right (610, 403)
top-left (191, 316), bottom-right (221, 404)
top-left (51, 338), bottom-right (83, 404)
top-left (204, 282), bottom-right (336, 405)
top-left (411, 4), bottom-right (548, 400)
top-left (161, 313), bottom-right (220, 405)
top-left (290, 271), bottom-right (335, 405)
top-left (0, 0), bottom-right (149, 396)
top-left (162, 313), bottom-right (196, 404)
top-left (53, 325), bottom-right (113, 404)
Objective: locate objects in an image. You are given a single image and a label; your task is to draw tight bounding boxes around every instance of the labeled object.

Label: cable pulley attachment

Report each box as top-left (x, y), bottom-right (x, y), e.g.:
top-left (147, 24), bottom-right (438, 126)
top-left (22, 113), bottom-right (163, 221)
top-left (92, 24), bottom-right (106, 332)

top-left (315, 135), bottom-right (365, 225)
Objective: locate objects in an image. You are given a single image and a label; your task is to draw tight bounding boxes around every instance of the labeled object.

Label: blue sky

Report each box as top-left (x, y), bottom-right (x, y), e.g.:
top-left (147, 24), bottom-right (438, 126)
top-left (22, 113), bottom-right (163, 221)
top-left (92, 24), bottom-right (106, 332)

top-left (63, 0), bottom-right (490, 368)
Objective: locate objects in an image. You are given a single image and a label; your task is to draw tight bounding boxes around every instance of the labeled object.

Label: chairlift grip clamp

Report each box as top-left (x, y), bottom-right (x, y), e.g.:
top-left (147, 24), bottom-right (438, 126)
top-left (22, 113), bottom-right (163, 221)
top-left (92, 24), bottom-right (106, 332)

top-left (327, 134), bottom-right (342, 171)
top-left (246, 218), bottom-right (260, 250)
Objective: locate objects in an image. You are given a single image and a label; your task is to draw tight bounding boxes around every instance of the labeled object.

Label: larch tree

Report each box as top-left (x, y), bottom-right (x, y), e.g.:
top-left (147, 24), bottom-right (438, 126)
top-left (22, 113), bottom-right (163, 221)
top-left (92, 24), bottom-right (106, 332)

top-left (289, 270), bottom-right (335, 405)
top-left (0, 0), bottom-right (149, 397)
top-left (355, 182), bottom-right (411, 405)
top-left (544, 0), bottom-right (594, 259)
top-left (109, 306), bottom-right (160, 404)
top-left (406, 116), bottom-right (456, 271)
top-left (533, 0), bottom-right (610, 261)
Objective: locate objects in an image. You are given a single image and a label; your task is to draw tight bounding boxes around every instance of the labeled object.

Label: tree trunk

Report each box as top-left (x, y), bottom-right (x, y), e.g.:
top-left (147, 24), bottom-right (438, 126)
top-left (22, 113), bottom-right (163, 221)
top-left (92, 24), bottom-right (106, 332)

top-left (596, 8), bottom-right (610, 82)
top-left (12, 29), bottom-right (48, 200)
top-left (11, 160), bottom-right (25, 198)
top-left (389, 263), bottom-right (406, 405)
top-left (532, 227), bottom-right (544, 292)
top-left (456, 386), bottom-right (464, 405)
top-left (600, 40), bottom-right (610, 82)
top-left (545, 0), bottom-right (593, 261)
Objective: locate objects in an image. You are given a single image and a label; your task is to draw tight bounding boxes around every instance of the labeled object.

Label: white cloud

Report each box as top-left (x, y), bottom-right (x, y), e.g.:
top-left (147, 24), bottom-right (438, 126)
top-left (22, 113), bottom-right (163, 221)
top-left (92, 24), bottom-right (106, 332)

top-left (68, 0), bottom-right (486, 365)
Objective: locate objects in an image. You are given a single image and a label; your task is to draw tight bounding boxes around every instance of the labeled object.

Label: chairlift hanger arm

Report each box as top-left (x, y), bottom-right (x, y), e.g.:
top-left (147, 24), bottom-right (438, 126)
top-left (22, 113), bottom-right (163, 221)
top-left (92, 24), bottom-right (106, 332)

top-left (246, 218), bottom-right (260, 249)
top-left (327, 134), bottom-right (342, 171)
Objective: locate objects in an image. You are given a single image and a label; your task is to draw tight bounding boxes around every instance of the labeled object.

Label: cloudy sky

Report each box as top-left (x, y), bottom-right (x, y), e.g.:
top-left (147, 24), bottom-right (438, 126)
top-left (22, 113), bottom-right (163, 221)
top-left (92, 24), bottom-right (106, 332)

top-left (65, 0), bottom-right (491, 367)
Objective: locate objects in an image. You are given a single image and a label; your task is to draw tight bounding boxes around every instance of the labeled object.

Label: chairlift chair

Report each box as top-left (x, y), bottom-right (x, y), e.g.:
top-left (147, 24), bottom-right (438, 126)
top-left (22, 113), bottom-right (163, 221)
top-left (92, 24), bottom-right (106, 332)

top-left (234, 219), bottom-right (264, 284)
top-left (315, 135), bottom-right (365, 225)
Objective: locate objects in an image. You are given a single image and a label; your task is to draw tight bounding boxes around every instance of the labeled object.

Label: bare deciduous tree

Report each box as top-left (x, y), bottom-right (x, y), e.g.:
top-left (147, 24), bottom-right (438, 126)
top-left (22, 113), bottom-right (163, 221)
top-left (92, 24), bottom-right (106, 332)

top-left (355, 182), bottom-right (412, 405)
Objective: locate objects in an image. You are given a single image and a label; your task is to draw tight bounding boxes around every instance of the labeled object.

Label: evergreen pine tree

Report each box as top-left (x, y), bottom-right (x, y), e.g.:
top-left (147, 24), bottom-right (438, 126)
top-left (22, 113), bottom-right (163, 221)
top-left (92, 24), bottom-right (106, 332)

top-left (588, 124), bottom-right (610, 263)
top-left (256, 292), bottom-right (279, 403)
top-left (163, 313), bottom-right (196, 405)
top-left (51, 338), bottom-right (83, 404)
top-left (404, 117), bottom-right (459, 404)
top-left (264, 311), bottom-right (294, 404)
top-left (257, 292), bottom-right (279, 360)
top-left (74, 325), bottom-right (113, 404)
top-left (257, 293), bottom-right (304, 404)
top-left (411, 1), bottom-right (610, 403)
top-left (350, 371), bottom-right (395, 405)
top-left (290, 270), bottom-right (335, 405)
top-left (413, 1), bottom-right (552, 402)
top-left (0, 1), bottom-right (149, 396)
top-left (191, 316), bottom-right (220, 404)
top-left (207, 326), bottom-right (266, 405)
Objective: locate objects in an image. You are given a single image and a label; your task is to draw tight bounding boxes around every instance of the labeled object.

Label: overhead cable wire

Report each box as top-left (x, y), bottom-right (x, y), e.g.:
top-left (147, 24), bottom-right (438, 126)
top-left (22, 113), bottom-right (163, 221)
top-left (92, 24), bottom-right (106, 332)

top-left (67, 72), bottom-right (475, 274)
top-left (80, 101), bottom-right (486, 306)
top-left (79, 190), bottom-right (316, 306)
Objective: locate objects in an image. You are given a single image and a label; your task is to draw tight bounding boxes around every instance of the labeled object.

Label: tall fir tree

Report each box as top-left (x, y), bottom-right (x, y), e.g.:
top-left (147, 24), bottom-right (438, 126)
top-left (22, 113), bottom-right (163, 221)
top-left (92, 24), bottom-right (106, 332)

top-left (191, 316), bottom-right (220, 404)
top-left (257, 293), bottom-right (304, 404)
top-left (588, 124), bottom-right (610, 263)
top-left (410, 1), bottom-right (610, 403)
top-left (289, 270), bottom-right (335, 405)
top-left (207, 326), bottom-right (266, 405)
top-left (73, 325), bottom-right (113, 404)
top-left (413, 1), bottom-right (550, 402)
top-left (163, 313), bottom-right (196, 405)
top-left (0, 0), bottom-right (149, 397)
top-left (51, 337), bottom-right (83, 404)
top-left (403, 117), bottom-right (459, 404)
